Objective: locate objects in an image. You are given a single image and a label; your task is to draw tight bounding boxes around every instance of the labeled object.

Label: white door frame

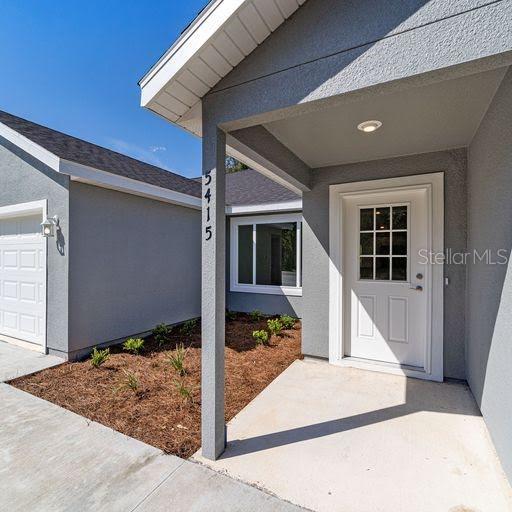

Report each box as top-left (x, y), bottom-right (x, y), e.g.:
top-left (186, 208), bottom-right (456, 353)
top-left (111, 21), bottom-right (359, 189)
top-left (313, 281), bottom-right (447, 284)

top-left (0, 199), bottom-right (48, 353)
top-left (329, 173), bottom-right (444, 381)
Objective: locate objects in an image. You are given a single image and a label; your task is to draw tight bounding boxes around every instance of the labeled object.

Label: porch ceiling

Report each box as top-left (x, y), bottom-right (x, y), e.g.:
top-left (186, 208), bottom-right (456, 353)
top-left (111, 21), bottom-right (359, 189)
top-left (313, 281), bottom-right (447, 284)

top-left (264, 67), bottom-right (508, 169)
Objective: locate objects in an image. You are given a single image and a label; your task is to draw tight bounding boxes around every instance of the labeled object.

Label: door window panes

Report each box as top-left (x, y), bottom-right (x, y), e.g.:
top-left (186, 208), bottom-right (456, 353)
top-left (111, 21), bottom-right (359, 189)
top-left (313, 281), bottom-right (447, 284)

top-left (359, 205), bottom-right (408, 281)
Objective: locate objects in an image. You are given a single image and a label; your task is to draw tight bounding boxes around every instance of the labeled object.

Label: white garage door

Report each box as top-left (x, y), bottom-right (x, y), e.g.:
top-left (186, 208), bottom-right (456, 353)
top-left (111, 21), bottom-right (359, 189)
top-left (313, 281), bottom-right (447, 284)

top-left (0, 214), bottom-right (46, 346)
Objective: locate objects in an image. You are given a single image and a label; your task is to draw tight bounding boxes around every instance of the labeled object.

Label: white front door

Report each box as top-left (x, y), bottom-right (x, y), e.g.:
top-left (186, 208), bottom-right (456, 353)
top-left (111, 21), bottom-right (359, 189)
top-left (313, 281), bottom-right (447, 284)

top-left (0, 213), bottom-right (46, 346)
top-left (343, 187), bottom-right (429, 369)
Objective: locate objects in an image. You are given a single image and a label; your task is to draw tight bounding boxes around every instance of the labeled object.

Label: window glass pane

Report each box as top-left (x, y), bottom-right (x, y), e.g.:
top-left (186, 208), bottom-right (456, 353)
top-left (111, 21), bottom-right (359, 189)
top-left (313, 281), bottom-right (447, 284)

top-left (256, 222), bottom-right (296, 286)
top-left (360, 208), bottom-right (374, 231)
top-left (392, 257), bottom-right (407, 281)
top-left (375, 232), bottom-right (390, 255)
top-left (360, 257), bottom-right (373, 280)
top-left (237, 225), bottom-right (253, 284)
top-left (360, 233), bottom-right (373, 255)
top-left (392, 206), bottom-right (407, 230)
top-left (392, 232), bottom-right (407, 255)
top-left (375, 257), bottom-right (390, 280)
top-left (375, 207), bottom-right (390, 230)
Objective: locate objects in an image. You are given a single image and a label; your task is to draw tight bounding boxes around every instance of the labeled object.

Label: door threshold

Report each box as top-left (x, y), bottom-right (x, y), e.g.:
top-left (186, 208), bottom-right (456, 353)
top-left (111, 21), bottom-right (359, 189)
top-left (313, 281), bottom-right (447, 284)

top-left (334, 356), bottom-right (441, 382)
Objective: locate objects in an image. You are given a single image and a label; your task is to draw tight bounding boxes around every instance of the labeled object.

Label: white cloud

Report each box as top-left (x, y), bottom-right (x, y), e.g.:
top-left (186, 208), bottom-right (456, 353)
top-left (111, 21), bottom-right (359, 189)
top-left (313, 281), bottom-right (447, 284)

top-left (149, 145), bottom-right (167, 153)
top-left (104, 137), bottom-right (171, 170)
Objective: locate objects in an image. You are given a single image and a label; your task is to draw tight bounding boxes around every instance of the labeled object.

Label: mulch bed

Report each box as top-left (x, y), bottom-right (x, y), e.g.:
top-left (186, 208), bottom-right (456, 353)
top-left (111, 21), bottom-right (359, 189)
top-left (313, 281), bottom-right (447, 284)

top-left (10, 313), bottom-right (301, 458)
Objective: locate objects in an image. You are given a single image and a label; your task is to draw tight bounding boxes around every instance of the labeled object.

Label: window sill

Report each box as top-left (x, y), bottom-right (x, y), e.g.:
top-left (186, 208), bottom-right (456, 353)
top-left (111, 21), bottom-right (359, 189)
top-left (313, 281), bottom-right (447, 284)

top-left (230, 284), bottom-right (303, 297)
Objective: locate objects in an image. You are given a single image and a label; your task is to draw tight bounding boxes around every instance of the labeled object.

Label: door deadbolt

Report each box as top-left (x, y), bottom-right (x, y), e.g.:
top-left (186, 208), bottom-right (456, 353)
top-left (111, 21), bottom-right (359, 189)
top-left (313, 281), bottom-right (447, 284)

top-left (416, 273), bottom-right (423, 280)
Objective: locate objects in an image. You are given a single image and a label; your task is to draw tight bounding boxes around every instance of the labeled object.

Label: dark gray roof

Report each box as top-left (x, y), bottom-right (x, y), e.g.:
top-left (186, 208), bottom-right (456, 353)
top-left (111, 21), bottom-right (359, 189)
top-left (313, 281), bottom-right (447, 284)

top-left (0, 110), bottom-right (300, 207)
top-left (0, 110), bottom-right (201, 197)
top-left (225, 168), bottom-right (300, 206)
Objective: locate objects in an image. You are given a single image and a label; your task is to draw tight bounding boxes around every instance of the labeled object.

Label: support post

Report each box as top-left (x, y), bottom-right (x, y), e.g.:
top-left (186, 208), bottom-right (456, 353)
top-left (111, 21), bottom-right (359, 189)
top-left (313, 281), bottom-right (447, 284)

top-left (201, 126), bottom-right (226, 460)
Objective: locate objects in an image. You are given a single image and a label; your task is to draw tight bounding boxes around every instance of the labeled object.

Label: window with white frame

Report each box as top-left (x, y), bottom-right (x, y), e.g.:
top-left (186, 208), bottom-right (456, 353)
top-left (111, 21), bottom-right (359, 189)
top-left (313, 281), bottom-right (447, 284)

top-left (230, 214), bottom-right (302, 296)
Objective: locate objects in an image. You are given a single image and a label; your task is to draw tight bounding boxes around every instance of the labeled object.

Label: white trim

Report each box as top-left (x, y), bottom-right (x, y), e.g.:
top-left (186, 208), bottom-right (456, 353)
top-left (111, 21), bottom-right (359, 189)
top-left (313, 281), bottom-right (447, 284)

top-left (0, 122), bottom-right (60, 171)
top-left (0, 121), bottom-right (201, 209)
top-left (226, 200), bottom-right (302, 215)
top-left (140, 0), bottom-right (246, 98)
top-left (328, 173), bottom-right (444, 382)
top-left (0, 199), bottom-right (48, 354)
top-left (62, 160), bottom-right (201, 209)
top-left (139, 0), bottom-right (305, 131)
top-left (230, 213), bottom-right (303, 297)
top-left (0, 199), bottom-right (47, 220)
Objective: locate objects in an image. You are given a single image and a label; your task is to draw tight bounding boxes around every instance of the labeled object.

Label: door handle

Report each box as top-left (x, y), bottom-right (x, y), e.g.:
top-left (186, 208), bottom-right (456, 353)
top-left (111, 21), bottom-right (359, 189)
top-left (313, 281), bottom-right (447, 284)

top-left (410, 285), bottom-right (423, 291)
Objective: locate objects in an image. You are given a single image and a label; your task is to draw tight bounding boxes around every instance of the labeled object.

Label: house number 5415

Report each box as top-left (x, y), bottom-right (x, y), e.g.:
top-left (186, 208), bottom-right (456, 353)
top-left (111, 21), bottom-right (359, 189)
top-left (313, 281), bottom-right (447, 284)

top-left (204, 173), bottom-right (212, 241)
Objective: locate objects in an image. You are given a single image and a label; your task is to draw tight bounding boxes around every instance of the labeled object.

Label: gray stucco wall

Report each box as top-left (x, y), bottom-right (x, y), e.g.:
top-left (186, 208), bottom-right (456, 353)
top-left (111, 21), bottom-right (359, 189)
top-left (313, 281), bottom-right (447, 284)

top-left (68, 182), bottom-right (200, 358)
top-left (204, 0), bottom-right (511, 129)
top-left (0, 139), bottom-right (69, 355)
top-left (467, 67), bottom-right (512, 481)
top-left (302, 149), bottom-right (467, 379)
top-left (226, 216), bottom-right (302, 317)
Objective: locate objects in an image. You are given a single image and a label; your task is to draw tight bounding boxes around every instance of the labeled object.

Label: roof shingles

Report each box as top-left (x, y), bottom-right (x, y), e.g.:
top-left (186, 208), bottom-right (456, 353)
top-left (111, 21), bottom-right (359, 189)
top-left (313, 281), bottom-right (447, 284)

top-left (0, 110), bottom-right (300, 207)
top-left (0, 110), bottom-right (201, 197)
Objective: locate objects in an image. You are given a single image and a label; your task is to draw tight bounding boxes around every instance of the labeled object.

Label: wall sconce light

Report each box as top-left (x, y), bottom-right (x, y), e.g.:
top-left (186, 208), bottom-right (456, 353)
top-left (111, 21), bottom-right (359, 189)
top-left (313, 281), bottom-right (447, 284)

top-left (41, 215), bottom-right (59, 238)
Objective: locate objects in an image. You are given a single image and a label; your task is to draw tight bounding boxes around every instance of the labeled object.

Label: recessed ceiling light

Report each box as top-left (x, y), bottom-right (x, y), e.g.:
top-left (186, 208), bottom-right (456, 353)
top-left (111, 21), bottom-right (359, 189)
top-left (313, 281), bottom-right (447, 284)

top-left (357, 120), bottom-right (382, 133)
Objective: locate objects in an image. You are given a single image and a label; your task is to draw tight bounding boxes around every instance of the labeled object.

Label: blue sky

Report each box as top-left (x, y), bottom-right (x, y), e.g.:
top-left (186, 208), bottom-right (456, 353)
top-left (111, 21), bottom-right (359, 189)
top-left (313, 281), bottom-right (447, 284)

top-left (0, 1), bottom-right (207, 178)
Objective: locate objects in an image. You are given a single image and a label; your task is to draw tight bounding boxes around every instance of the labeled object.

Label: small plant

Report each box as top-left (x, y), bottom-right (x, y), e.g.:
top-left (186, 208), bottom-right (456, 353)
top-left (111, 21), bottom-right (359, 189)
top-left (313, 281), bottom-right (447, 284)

top-left (117, 369), bottom-right (140, 393)
top-left (252, 329), bottom-right (269, 345)
top-left (123, 337), bottom-right (144, 355)
top-left (153, 323), bottom-right (170, 346)
top-left (226, 309), bottom-right (237, 321)
top-left (250, 309), bottom-right (264, 322)
top-left (267, 318), bottom-right (283, 336)
top-left (280, 315), bottom-right (296, 330)
top-left (180, 318), bottom-right (198, 335)
top-left (90, 347), bottom-right (109, 368)
top-left (174, 379), bottom-right (193, 403)
top-left (167, 343), bottom-right (187, 376)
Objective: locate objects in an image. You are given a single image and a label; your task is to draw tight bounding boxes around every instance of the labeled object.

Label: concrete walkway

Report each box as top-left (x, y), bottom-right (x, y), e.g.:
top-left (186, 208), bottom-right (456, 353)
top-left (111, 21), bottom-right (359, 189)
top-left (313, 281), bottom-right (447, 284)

top-left (0, 340), bottom-right (63, 382)
top-left (195, 359), bottom-right (512, 512)
top-left (0, 383), bottom-right (303, 511)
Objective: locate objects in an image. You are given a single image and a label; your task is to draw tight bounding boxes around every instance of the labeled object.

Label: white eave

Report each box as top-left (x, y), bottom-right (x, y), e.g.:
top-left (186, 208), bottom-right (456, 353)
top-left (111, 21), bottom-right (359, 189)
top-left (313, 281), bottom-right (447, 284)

top-left (139, 0), bottom-right (306, 136)
top-left (0, 121), bottom-right (201, 210)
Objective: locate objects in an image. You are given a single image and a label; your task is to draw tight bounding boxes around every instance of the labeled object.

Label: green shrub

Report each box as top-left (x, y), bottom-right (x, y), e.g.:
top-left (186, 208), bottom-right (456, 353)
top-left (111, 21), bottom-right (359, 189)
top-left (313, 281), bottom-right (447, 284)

top-left (122, 337), bottom-right (144, 355)
top-left (250, 309), bottom-right (264, 322)
top-left (90, 347), bottom-right (110, 368)
top-left (252, 330), bottom-right (269, 345)
top-left (117, 369), bottom-right (139, 393)
top-left (174, 379), bottom-right (193, 403)
top-left (280, 315), bottom-right (296, 330)
top-left (226, 309), bottom-right (237, 321)
top-left (267, 318), bottom-right (283, 336)
top-left (152, 323), bottom-right (170, 345)
top-left (180, 318), bottom-right (198, 335)
top-left (167, 343), bottom-right (187, 376)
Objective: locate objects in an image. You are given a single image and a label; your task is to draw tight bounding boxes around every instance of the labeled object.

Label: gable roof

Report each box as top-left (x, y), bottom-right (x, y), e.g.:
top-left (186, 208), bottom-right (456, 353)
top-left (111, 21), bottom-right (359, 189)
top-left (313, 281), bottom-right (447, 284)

top-left (139, 0), bottom-right (306, 135)
top-left (0, 109), bottom-right (301, 212)
top-left (0, 110), bottom-right (201, 198)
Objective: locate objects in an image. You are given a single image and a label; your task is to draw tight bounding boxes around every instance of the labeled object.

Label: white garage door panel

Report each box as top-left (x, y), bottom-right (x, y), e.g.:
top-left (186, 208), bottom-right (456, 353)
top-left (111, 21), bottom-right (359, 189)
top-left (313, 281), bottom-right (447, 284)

top-left (0, 214), bottom-right (46, 346)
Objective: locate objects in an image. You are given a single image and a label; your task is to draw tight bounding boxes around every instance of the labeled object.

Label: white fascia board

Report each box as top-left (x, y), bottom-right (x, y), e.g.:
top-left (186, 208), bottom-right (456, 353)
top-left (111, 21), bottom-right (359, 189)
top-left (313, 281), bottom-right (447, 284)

top-left (0, 121), bottom-right (60, 171)
top-left (62, 159), bottom-right (201, 210)
top-left (227, 200), bottom-right (302, 215)
top-left (140, 0), bottom-right (248, 107)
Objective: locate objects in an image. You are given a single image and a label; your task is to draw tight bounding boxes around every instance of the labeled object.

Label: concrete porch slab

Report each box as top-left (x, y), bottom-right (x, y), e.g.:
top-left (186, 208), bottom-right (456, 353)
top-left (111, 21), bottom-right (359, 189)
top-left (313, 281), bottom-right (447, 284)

top-left (0, 341), bottom-right (63, 382)
top-left (194, 360), bottom-right (512, 512)
top-left (0, 384), bottom-right (304, 511)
